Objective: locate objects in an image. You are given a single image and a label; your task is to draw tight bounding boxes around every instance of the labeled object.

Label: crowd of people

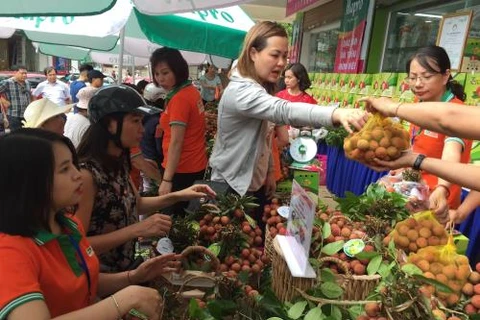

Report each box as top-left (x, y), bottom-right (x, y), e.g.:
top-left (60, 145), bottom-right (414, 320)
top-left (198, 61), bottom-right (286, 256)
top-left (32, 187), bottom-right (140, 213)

top-left (0, 20), bottom-right (479, 319)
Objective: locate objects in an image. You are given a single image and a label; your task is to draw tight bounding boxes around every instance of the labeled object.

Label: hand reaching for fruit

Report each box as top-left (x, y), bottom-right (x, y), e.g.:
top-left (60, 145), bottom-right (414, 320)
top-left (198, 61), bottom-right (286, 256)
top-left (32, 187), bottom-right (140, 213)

top-left (428, 187), bottom-right (449, 223)
top-left (134, 213), bottom-right (172, 238)
top-left (175, 184), bottom-right (216, 201)
top-left (367, 150), bottom-right (418, 172)
top-left (331, 108), bottom-right (369, 133)
top-left (129, 253), bottom-right (182, 284)
top-left (359, 96), bottom-right (399, 117)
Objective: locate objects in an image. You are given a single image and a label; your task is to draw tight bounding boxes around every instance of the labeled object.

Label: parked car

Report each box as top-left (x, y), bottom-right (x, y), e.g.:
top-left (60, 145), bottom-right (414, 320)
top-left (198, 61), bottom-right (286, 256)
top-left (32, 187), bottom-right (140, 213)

top-left (0, 71), bottom-right (46, 89)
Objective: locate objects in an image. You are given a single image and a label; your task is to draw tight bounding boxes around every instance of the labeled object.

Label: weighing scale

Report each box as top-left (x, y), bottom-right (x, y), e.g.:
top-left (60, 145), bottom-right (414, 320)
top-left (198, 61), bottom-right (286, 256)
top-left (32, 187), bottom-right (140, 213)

top-left (288, 129), bottom-right (327, 195)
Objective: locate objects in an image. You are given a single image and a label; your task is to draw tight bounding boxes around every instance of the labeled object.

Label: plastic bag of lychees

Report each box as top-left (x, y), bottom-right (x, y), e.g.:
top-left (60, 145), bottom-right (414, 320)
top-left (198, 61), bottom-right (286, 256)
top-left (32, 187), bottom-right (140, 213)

top-left (408, 235), bottom-right (471, 307)
top-left (343, 113), bottom-right (410, 165)
top-left (388, 210), bottom-right (448, 254)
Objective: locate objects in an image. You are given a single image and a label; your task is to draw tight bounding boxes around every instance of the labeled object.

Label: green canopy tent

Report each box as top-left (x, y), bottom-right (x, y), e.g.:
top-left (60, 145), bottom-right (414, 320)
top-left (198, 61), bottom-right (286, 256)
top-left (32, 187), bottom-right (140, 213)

top-left (0, 0), bottom-right (251, 16)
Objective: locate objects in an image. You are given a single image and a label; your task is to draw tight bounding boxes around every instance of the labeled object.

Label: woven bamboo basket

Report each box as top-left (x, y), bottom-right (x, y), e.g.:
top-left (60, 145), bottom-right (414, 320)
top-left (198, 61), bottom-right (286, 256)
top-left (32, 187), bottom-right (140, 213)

top-left (271, 238), bottom-right (317, 303)
top-left (319, 256), bottom-right (381, 301)
top-left (264, 225), bottom-right (275, 260)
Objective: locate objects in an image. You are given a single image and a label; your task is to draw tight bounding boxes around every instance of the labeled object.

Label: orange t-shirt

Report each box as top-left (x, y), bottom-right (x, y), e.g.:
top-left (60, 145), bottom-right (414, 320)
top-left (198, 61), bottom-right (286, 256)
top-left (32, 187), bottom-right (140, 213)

top-left (159, 85), bottom-right (207, 173)
top-left (410, 96), bottom-right (472, 209)
top-left (271, 137), bottom-right (282, 182)
top-left (0, 215), bottom-right (99, 318)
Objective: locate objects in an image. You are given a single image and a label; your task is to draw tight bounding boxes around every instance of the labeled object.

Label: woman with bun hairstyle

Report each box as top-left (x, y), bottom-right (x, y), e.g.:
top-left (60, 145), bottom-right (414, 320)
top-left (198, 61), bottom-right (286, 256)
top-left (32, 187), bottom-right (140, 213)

top-left (75, 85), bottom-right (214, 272)
top-left (403, 45), bottom-right (471, 222)
top-left (209, 21), bottom-right (367, 201)
top-left (0, 128), bottom-right (180, 320)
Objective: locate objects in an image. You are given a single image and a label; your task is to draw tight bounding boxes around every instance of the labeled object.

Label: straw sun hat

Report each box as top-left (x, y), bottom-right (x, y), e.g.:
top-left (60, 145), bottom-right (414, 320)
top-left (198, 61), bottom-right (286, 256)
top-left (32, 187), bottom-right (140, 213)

top-left (22, 98), bottom-right (72, 128)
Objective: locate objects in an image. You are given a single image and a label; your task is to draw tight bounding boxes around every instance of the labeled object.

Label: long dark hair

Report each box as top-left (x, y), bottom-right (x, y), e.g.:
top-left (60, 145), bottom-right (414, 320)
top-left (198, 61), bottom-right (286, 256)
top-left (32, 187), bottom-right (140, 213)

top-left (76, 114), bottom-right (130, 174)
top-left (406, 45), bottom-right (465, 101)
top-left (150, 47), bottom-right (189, 87)
top-left (285, 63), bottom-right (312, 92)
top-left (0, 128), bottom-right (78, 237)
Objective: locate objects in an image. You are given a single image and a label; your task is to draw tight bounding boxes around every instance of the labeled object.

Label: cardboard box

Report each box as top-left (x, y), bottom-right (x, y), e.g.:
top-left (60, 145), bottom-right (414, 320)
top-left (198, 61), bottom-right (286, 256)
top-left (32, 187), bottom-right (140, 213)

top-left (293, 170), bottom-right (319, 194)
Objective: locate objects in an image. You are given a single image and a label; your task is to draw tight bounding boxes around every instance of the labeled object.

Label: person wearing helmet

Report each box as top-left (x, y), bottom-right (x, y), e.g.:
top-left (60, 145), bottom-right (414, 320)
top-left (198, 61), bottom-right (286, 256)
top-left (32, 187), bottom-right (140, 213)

top-left (75, 85), bottom-right (215, 272)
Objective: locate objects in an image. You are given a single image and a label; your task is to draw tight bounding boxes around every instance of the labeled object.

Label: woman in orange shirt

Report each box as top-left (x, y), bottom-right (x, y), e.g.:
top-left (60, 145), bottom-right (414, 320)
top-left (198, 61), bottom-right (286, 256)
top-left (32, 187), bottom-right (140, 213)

top-left (406, 45), bottom-right (471, 222)
top-left (151, 48), bottom-right (208, 214)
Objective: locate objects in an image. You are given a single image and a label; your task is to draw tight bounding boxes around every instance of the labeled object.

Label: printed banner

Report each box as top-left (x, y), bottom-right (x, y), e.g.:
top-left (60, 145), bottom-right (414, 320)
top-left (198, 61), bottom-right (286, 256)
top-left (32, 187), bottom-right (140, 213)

top-left (333, 0), bottom-right (369, 73)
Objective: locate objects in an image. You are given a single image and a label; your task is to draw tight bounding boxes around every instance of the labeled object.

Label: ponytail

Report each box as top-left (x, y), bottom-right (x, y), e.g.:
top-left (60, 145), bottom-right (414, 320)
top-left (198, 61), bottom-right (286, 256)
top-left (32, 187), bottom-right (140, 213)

top-left (448, 76), bottom-right (466, 102)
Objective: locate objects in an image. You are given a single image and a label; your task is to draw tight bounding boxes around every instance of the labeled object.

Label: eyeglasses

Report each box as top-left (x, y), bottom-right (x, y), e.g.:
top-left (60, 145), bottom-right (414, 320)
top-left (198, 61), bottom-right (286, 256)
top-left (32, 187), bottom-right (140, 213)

top-left (406, 73), bottom-right (439, 84)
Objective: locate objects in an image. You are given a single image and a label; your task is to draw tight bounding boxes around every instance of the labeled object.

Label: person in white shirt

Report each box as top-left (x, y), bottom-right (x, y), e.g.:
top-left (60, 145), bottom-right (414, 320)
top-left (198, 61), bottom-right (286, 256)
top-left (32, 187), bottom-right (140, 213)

top-left (33, 66), bottom-right (71, 107)
top-left (64, 86), bottom-right (97, 147)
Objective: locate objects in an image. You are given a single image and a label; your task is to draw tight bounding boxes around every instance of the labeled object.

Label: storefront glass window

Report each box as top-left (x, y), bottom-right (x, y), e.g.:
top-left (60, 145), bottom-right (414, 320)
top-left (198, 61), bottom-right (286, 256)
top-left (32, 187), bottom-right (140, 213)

top-left (307, 27), bottom-right (340, 72)
top-left (382, 0), bottom-right (480, 72)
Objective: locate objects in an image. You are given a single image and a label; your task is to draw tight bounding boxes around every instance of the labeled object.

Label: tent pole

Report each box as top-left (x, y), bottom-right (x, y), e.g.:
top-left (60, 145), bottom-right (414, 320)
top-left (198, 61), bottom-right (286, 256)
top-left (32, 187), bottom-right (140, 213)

top-left (117, 26), bottom-right (126, 85)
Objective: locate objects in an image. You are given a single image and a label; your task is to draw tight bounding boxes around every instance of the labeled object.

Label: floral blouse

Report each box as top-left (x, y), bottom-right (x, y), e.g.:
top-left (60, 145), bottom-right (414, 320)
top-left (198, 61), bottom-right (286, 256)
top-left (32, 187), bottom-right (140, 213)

top-left (80, 158), bottom-right (137, 272)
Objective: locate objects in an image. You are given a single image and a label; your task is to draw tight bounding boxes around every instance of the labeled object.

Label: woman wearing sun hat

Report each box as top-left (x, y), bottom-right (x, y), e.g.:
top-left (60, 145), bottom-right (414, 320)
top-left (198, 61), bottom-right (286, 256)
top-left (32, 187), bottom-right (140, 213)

top-left (22, 98), bottom-right (72, 135)
top-left (64, 86), bottom-right (98, 148)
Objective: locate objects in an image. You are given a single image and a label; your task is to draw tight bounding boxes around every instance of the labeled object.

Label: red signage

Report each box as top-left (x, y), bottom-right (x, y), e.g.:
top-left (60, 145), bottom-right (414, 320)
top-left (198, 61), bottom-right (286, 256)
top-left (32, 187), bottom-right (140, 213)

top-left (286, 0), bottom-right (319, 16)
top-left (333, 21), bottom-right (366, 73)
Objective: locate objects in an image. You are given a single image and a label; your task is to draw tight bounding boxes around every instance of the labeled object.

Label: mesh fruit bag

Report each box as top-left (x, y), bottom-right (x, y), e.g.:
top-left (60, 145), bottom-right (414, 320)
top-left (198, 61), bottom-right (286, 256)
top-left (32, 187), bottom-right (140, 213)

top-left (408, 235), bottom-right (471, 306)
top-left (344, 113), bottom-right (410, 165)
top-left (389, 210), bottom-right (448, 254)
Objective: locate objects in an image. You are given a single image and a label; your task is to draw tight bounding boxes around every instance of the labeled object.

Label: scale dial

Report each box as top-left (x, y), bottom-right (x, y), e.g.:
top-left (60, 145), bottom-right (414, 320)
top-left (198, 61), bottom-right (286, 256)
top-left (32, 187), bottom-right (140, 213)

top-left (289, 137), bottom-right (318, 163)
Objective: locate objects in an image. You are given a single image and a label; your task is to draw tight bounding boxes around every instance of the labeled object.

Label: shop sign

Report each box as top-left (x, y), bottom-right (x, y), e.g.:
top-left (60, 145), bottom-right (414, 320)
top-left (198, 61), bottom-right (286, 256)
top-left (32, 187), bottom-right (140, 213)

top-left (286, 0), bottom-right (319, 16)
top-left (333, 0), bottom-right (369, 73)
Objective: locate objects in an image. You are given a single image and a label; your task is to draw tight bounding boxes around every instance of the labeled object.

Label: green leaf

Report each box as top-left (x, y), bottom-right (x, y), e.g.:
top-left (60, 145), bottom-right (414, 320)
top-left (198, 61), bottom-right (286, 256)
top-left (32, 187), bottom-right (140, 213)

top-left (355, 251), bottom-right (380, 260)
top-left (320, 267), bottom-right (336, 282)
top-left (412, 274), bottom-right (454, 293)
top-left (238, 270), bottom-right (250, 284)
top-left (348, 305), bottom-right (364, 320)
top-left (320, 282), bottom-right (343, 299)
top-left (321, 240), bottom-right (345, 255)
top-left (207, 300), bottom-right (236, 319)
top-left (190, 220), bottom-right (200, 231)
top-left (304, 306), bottom-right (324, 320)
top-left (367, 255), bottom-right (382, 275)
top-left (207, 243), bottom-right (221, 257)
top-left (329, 305), bottom-right (342, 320)
top-left (266, 318), bottom-right (285, 320)
top-left (128, 309), bottom-right (148, 320)
top-left (322, 222), bottom-right (331, 239)
top-left (243, 202), bottom-right (260, 208)
top-left (245, 214), bottom-right (257, 228)
top-left (287, 301), bottom-right (308, 319)
top-left (401, 263), bottom-right (423, 276)
top-left (377, 263), bottom-right (392, 278)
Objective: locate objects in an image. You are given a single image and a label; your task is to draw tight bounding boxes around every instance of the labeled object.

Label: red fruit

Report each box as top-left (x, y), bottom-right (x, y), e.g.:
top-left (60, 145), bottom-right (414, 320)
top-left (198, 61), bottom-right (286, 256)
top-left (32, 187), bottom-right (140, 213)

top-left (263, 205), bottom-right (271, 214)
top-left (234, 209), bottom-right (244, 219)
top-left (242, 224), bottom-right (252, 233)
top-left (207, 226), bottom-right (215, 234)
top-left (220, 216), bottom-right (230, 225)
top-left (204, 214), bottom-right (213, 222)
top-left (245, 285), bottom-right (253, 294)
top-left (255, 228), bottom-right (262, 236)
top-left (231, 263), bottom-right (241, 272)
top-left (472, 295), bottom-right (480, 309)
top-left (278, 227), bottom-right (287, 236)
top-left (464, 303), bottom-right (477, 314)
top-left (241, 248), bottom-right (250, 258)
top-left (241, 265), bottom-right (251, 273)
top-left (225, 256), bottom-right (235, 266)
top-left (254, 236), bottom-right (263, 246)
top-left (476, 262), bottom-right (480, 273)
top-left (267, 217), bottom-right (276, 226)
top-left (252, 264), bottom-right (261, 273)
top-left (248, 289), bottom-right (259, 297)
top-left (365, 302), bottom-right (380, 317)
top-left (199, 219), bottom-right (206, 227)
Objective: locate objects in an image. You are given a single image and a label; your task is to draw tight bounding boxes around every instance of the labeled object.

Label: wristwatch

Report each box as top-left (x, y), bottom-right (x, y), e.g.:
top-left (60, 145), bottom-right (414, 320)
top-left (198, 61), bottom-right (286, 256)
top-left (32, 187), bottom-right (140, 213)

top-left (412, 154), bottom-right (426, 171)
